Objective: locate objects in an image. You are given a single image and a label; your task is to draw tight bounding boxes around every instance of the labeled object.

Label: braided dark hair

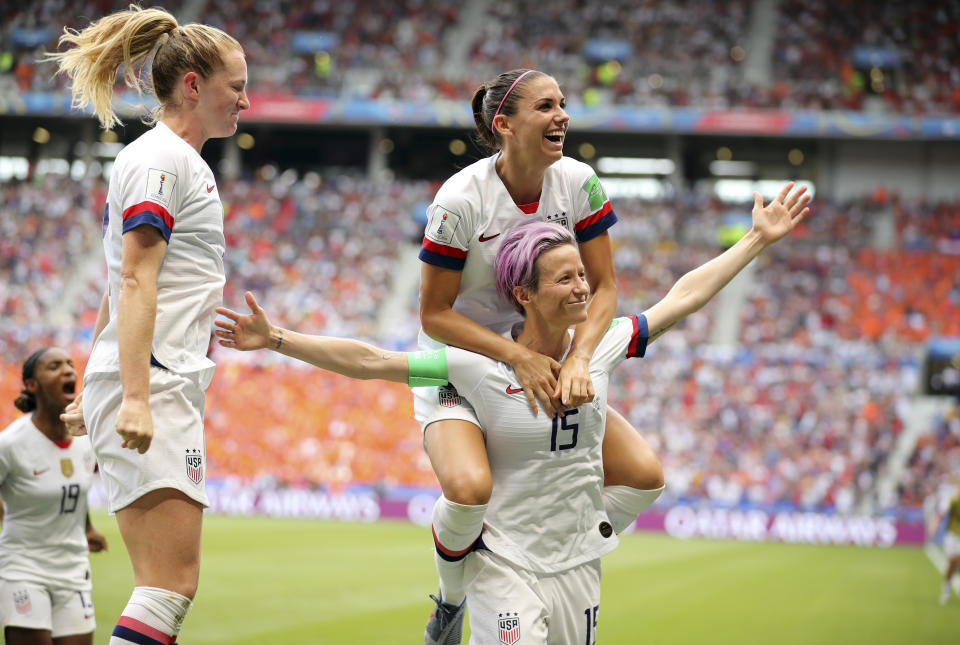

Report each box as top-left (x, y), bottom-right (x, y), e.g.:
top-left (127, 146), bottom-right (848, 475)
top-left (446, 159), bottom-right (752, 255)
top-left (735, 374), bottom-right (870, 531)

top-left (14, 348), bottom-right (50, 413)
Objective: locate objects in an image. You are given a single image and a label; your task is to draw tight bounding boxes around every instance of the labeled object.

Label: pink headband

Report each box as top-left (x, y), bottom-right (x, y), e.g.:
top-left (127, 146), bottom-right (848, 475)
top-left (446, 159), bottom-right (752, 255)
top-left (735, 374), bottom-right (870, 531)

top-left (491, 70), bottom-right (535, 134)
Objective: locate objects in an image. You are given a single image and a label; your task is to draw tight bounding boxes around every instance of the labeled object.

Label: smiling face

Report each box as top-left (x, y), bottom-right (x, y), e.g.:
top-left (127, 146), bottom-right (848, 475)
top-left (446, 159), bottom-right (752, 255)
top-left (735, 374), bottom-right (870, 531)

top-left (197, 47), bottom-right (249, 139)
top-left (517, 243), bottom-right (590, 327)
top-left (499, 75), bottom-right (569, 166)
top-left (26, 348), bottom-right (77, 413)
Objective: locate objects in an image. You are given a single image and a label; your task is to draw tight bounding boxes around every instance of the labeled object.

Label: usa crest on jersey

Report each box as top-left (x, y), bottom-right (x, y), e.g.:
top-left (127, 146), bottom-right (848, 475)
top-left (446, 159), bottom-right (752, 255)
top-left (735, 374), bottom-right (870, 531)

top-left (438, 385), bottom-right (461, 408)
top-left (13, 590), bottom-right (31, 615)
top-left (545, 211), bottom-right (569, 229)
top-left (497, 612), bottom-right (520, 645)
top-left (185, 449), bottom-right (204, 484)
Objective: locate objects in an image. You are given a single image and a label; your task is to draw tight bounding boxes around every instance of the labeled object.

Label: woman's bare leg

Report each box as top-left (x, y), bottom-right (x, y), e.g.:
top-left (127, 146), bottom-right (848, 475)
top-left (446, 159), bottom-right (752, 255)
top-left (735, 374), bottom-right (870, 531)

top-left (602, 407), bottom-right (664, 489)
top-left (109, 488), bottom-right (202, 644)
top-left (422, 420), bottom-right (491, 644)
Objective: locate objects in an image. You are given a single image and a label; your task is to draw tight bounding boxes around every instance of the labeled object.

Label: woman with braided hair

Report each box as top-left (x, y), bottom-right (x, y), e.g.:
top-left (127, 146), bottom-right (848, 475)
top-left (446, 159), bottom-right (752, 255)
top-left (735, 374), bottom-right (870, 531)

top-left (0, 348), bottom-right (106, 645)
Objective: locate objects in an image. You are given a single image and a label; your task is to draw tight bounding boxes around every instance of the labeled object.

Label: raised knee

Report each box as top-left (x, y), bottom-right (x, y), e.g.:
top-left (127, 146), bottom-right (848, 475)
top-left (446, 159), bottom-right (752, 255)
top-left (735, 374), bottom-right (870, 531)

top-left (607, 450), bottom-right (664, 490)
top-left (442, 471), bottom-right (492, 506)
top-left (638, 461), bottom-right (665, 490)
top-left (636, 450), bottom-right (665, 490)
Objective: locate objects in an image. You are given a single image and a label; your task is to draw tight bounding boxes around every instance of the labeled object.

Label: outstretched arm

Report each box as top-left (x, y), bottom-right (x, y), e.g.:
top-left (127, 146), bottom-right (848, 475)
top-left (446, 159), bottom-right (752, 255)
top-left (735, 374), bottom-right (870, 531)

top-left (215, 292), bottom-right (410, 383)
top-left (643, 182), bottom-right (810, 343)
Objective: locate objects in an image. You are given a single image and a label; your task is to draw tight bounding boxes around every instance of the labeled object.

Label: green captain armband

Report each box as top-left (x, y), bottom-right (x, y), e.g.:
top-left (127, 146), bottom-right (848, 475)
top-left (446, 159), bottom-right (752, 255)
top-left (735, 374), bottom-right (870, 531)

top-left (407, 350), bottom-right (449, 387)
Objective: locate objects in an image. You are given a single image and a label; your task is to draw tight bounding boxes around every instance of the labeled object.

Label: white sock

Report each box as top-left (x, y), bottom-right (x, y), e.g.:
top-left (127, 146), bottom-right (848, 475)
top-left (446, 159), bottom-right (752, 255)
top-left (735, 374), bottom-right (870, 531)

top-left (432, 495), bottom-right (487, 606)
top-left (602, 485), bottom-right (664, 534)
top-left (110, 586), bottom-right (193, 644)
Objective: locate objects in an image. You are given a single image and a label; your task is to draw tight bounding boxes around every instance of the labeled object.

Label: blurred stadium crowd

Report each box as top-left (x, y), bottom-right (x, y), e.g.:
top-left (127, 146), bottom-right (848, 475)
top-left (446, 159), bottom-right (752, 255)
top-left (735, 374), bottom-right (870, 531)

top-left (3, 0), bottom-right (959, 114)
top-left (1, 0), bottom-right (958, 522)
top-left (1, 172), bottom-right (958, 519)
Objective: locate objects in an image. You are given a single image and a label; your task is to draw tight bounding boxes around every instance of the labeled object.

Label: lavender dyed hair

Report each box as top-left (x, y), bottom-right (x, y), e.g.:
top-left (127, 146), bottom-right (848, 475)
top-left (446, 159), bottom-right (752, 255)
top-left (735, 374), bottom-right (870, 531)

top-left (495, 221), bottom-right (577, 315)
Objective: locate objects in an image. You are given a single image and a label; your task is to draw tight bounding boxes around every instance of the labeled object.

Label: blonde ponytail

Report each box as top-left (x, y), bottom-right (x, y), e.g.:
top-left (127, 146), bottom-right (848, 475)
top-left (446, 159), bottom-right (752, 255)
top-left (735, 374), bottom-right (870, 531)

top-left (48, 4), bottom-right (242, 129)
top-left (47, 5), bottom-right (179, 129)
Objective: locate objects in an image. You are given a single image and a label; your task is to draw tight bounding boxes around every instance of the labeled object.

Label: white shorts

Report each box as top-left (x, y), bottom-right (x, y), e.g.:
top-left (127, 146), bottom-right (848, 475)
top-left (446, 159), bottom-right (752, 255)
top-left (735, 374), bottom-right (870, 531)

top-left (0, 580), bottom-right (95, 637)
top-left (945, 532), bottom-right (960, 558)
top-left (83, 368), bottom-right (208, 513)
top-left (463, 550), bottom-right (602, 645)
top-left (413, 383), bottom-right (480, 434)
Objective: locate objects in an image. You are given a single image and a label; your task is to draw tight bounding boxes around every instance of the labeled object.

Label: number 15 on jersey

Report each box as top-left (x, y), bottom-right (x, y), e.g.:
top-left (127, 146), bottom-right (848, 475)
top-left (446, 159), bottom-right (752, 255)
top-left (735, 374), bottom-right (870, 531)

top-left (550, 408), bottom-right (579, 451)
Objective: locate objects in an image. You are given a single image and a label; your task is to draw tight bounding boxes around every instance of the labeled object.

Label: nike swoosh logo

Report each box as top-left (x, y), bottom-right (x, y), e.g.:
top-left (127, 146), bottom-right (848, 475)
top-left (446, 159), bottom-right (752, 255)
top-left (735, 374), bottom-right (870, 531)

top-left (478, 232), bottom-right (500, 242)
top-left (506, 386), bottom-right (524, 394)
top-left (33, 468), bottom-right (49, 476)
top-left (206, 184), bottom-right (215, 193)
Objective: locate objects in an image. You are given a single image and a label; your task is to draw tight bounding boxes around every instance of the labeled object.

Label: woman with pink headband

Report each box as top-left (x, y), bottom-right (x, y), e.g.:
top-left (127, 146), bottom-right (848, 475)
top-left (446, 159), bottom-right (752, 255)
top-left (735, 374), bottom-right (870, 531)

top-left (216, 179), bottom-right (808, 642)
top-left (415, 68), bottom-right (664, 645)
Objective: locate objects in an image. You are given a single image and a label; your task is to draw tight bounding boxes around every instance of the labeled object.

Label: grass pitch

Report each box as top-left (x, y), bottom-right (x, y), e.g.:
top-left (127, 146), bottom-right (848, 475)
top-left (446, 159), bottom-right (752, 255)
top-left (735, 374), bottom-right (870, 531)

top-left (87, 512), bottom-right (957, 644)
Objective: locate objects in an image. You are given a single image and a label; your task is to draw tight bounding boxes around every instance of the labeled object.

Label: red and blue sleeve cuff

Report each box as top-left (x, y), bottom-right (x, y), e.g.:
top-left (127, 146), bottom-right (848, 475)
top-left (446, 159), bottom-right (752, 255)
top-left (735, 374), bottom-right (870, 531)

top-left (419, 237), bottom-right (467, 271)
top-left (627, 314), bottom-right (649, 358)
top-left (574, 202), bottom-right (617, 243)
top-left (122, 201), bottom-right (174, 243)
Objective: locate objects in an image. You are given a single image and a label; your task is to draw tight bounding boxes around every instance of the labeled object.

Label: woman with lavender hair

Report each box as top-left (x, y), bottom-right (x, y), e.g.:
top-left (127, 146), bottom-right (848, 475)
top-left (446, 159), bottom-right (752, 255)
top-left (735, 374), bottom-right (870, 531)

top-left (215, 181), bottom-right (808, 643)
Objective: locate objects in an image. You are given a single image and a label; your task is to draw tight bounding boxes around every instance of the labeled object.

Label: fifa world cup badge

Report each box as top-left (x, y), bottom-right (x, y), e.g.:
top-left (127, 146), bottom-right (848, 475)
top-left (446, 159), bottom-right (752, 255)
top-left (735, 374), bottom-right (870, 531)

top-left (60, 458), bottom-right (74, 477)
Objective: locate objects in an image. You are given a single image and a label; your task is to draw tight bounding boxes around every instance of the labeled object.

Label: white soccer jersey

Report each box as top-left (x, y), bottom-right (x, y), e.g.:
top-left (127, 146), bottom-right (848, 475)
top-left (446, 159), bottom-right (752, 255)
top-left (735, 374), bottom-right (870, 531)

top-left (86, 121), bottom-right (225, 389)
top-left (434, 315), bottom-right (649, 574)
top-left (0, 415), bottom-right (96, 590)
top-left (418, 154), bottom-right (616, 339)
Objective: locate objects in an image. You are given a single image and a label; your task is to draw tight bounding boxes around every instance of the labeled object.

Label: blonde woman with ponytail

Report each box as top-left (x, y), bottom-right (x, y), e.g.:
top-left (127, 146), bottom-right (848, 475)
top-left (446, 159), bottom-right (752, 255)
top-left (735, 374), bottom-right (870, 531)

top-left (50, 6), bottom-right (248, 644)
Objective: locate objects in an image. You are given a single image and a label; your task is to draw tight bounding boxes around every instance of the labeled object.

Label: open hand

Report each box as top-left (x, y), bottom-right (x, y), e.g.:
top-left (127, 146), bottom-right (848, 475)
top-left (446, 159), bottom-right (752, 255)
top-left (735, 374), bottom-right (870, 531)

top-left (215, 291), bottom-right (274, 351)
top-left (752, 182), bottom-right (811, 245)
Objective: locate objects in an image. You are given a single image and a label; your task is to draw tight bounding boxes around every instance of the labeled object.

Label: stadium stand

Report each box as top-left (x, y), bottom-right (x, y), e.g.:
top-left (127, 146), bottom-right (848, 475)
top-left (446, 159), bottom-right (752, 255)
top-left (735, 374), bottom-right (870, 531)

top-left (0, 175), bottom-right (106, 360)
top-left (773, 0), bottom-right (960, 114)
top-left (2, 0), bottom-right (958, 525)
top-left (1, 170), bottom-right (957, 514)
top-left (899, 402), bottom-right (960, 509)
top-left (4, 0), bottom-right (960, 112)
